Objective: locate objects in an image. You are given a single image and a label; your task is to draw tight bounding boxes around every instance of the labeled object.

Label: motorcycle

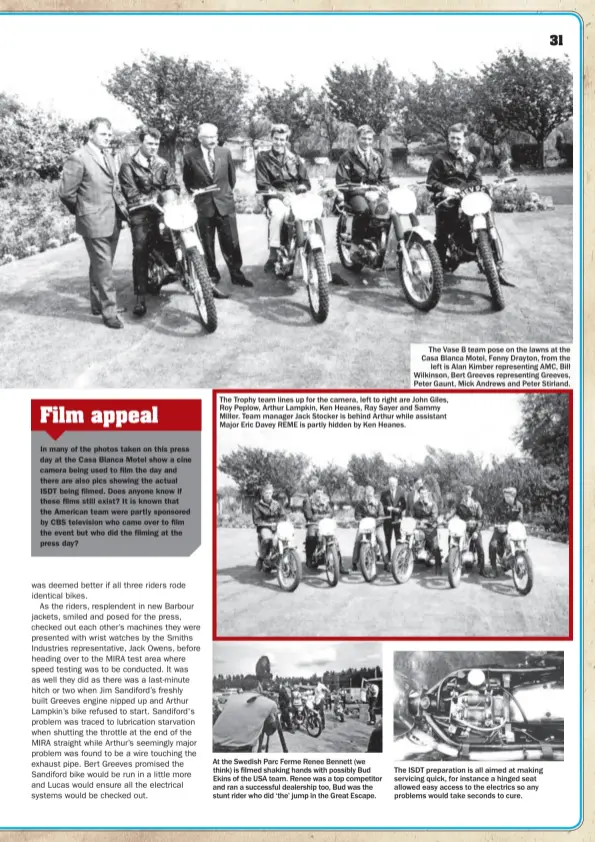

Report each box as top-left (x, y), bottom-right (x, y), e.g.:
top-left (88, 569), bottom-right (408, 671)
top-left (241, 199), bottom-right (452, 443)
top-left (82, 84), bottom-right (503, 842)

top-left (304, 518), bottom-right (344, 586)
top-left (335, 181), bottom-right (443, 311)
top-left (304, 698), bottom-right (323, 738)
top-left (357, 516), bottom-right (391, 583)
top-left (435, 176), bottom-right (518, 312)
top-left (493, 521), bottom-right (534, 595)
top-left (259, 187), bottom-right (331, 323)
top-left (132, 187), bottom-right (219, 333)
top-left (446, 516), bottom-right (479, 589)
top-left (292, 696), bottom-right (306, 729)
top-left (258, 520), bottom-right (303, 592)
top-left (334, 698), bottom-right (345, 723)
top-left (391, 516), bottom-right (439, 584)
top-left (394, 655), bottom-right (563, 761)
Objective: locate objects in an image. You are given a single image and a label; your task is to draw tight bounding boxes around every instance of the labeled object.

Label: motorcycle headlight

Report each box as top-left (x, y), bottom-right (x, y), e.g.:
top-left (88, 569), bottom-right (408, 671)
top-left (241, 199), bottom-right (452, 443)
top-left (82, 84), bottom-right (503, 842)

top-left (448, 516), bottom-right (467, 538)
top-left (507, 521), bottom-right (527, 541)
top-left (163, 201), bottom-right (198, 231)
top-left (388, 187), bottom-right (417, 215)
top-left (290, 192), bottom-right (323, 221)
top-left (461, 191), bottom-right (492, 216)
top-left (359, 517), bottom-right (377, 534)
top-left (400, 517), bottom-right (416, 536)
top-left (318, 517), bottom-right (336, 537)
top-left (277, 521), bottom-right (295, 541)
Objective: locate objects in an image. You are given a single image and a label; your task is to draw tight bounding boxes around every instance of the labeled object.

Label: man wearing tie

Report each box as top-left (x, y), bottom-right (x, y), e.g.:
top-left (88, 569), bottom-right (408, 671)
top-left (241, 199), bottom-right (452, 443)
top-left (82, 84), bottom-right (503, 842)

top-left (183, 123), bottom-right (252, 296)
top-left (59, 117), bottom-right (129, 329)
top-left (380, 475), bottom-right (408, 558)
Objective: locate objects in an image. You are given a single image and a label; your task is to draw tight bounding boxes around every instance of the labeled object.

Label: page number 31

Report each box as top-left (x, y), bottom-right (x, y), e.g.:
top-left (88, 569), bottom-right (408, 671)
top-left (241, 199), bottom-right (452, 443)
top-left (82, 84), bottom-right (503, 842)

top-left (550, 34), bottom-right (564, 45)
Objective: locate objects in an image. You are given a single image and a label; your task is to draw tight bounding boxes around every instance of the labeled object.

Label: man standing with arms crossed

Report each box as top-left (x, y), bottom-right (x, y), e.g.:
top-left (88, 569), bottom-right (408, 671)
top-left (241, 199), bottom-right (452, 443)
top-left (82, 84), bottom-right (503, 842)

top-left (59, 117), bottom-right (129, 329)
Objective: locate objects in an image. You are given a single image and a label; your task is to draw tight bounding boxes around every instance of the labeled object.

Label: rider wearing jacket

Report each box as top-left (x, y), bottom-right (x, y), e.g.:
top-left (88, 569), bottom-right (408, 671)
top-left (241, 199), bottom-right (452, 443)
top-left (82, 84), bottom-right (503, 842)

top-left (425, 123), bottom-right (481, 269)
top-left (412, 488), bottom-right (442, 567)
top-left (255, 124), bottom-right (311, 273)
top-left (118, 127), bottom-right (179, 317)
top-left (488, 487), bottom-right (524, 577)
top-left (303, 486), bottom-right (332, 568)
top-left (352, 485), bottom-right (389, 572)
top-left (336, 125), bottom-right (392, 259)
top-left (446, 485), bottom-right (486, 574)
top-left (252, 482), bottom-right (287, 569)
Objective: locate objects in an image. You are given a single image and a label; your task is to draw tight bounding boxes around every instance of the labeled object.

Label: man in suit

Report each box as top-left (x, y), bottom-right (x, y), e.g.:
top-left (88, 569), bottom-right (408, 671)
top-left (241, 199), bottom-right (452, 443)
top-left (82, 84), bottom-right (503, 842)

top-left (380, 475), bottom-right (408, 558)
top-left (59, 117), bottom-right (129, 329)
top-left (183, 123), bottom-right (252, 296)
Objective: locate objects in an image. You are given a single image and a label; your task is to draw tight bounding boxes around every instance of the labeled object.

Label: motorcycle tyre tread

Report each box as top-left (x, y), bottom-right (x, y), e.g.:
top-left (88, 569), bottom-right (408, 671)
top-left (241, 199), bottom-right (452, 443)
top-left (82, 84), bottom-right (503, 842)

top-left (513, 550), bottom-right (534, 596)
top-left (307, 249), bottom-right (330, 323)
top-left (326, 544), bottom-right (341, 588)
top-left (391, 545), bottom-right (414, 584)
top-left (187, 247), bottom-right (218, 333)
top-left (277, 549), bottom-right (302, 593)
top-left (399, 236), bottom-right (443, 312)
top-left (476, 229), bottom-right (505, 311)
top-left (447, 547), bottom-right (462, 589)
top-left (360, 544), bottom-right (377, 583)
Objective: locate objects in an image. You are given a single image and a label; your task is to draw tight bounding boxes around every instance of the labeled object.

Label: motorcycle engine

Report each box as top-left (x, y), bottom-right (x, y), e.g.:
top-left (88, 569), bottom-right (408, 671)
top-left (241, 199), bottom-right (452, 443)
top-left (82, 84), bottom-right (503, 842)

top-left (444, 669), bottom-right (514, 743)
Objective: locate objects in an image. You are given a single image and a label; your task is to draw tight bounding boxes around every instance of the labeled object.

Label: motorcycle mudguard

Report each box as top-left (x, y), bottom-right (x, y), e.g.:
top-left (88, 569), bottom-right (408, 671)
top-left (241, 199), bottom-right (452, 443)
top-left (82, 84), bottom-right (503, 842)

top-left (181, 228), bottom-right (201, 252)
top-left (405, 223), bottom-right (435, 243)
top-left (306, 233), bottom-right (324, 251)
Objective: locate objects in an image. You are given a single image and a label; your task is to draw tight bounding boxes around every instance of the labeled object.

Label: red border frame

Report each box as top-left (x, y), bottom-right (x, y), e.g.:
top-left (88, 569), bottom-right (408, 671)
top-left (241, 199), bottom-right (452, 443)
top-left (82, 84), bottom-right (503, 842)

top-left (212, 388), bottom-right (573, 642)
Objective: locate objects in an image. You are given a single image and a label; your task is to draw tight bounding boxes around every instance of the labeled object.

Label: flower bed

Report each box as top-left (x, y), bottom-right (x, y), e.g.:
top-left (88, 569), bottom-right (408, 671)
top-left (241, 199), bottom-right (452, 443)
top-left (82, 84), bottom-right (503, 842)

top-left (0, 180), bottom-right (77, 264)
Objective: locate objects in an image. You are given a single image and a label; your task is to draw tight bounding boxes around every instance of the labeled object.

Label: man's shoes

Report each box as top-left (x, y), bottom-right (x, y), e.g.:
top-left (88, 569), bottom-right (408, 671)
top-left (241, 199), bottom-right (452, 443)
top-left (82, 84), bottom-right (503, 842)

top-left (264, 248), bottom-right (278, 274)
top-left (104, 316), bottom-right (123, 330)
top-left (212, 286), bottom-right (230, 300)
top-left (210, 276), bottom-right (222, 285)
top-left (231, 274), bottom-right (254, 288)
top-left (92, 305), bottom-right (127, 315)
top-left (133, 297), bottom-right (147, 317)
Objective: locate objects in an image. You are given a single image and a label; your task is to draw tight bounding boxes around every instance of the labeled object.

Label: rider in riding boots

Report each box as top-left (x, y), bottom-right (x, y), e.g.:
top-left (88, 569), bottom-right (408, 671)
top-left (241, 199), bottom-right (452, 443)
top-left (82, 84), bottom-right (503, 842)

top-left (488, 486), bottom-right (524, 578)
top-left (252, 482), bottom-right (287, 570)
top-left (335, 124), bottom-right (392, 261)
top-left (119, 126), bottom-right (180, 317)
top-left (446, 485), bottom-right (486, 575)
top-left (411, 487), bottom-right (442, 567)
top-left (303, 483), bottom-right (333, 568)
top-left (426, 123), bottom-right (482, 269)
top-left (255, 124), bottom-right (311, 273)
top-left (352, 485), bottom-right (389, 572)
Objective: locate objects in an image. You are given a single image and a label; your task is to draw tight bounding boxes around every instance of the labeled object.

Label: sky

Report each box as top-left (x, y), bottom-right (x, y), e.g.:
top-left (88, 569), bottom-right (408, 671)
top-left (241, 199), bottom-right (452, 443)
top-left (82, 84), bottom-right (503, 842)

top-left (213, 642), bottom-right (382, 677)
top-left (217, 393), bottom-right (523, 487)
top-left (0, 14), bottom-right (579, 129)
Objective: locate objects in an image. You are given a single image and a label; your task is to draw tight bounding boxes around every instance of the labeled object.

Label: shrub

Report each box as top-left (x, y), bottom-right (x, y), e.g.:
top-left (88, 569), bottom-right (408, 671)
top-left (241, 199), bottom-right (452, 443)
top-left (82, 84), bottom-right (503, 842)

top-left (0, 180), bottom-right (75, 261)
top-left (491, 183), bottom-right (554, 212)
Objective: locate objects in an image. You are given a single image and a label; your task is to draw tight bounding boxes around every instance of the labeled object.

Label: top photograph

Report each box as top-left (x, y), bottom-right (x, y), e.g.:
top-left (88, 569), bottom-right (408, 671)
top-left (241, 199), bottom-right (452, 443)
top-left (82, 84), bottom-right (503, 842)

top-left (0, 12), bottom-right (580, 389)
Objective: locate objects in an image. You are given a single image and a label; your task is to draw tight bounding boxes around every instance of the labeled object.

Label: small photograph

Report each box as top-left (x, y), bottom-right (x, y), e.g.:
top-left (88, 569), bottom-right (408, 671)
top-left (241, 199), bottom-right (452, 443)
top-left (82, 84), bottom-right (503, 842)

top-left (212, 642), bottom-right (383, 754)
top-left (392, 650), bottom-right (564, 761)
top-left (216, 392), bottom-right (570, 638)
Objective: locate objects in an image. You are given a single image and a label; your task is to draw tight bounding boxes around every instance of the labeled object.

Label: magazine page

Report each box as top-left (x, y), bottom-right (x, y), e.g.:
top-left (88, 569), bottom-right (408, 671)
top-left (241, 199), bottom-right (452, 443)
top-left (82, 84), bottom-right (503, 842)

top-left (0, 7), bottom-right (584, 835)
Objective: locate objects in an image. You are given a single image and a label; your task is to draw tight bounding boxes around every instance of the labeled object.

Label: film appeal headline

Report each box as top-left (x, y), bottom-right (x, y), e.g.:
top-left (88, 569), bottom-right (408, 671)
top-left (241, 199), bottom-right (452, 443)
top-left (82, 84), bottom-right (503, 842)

top-left (410, 344), bottom-right (572, 389)
top-left (219, 394), bottom-right (448, 431)
top-left (31, 400), bottom-right (202, 439)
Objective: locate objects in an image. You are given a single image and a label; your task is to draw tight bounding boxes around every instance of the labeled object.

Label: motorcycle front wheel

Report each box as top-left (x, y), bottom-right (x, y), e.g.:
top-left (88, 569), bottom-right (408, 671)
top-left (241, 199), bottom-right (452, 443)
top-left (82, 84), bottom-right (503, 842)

top-left (325, 544), bottom-right (340, 588)
top-left (391, 545), bottom-right (414, 584)
top-left (306, 249), bottom-right (330, 323)
top-left (447, 547), bottom-right (462, 589)
top-left (513, 551), bottom-right (534, 595)
top-left (398, 235), bottom-right (443, 311)
top-left (476, 229), bottom-right (505, 311)
top-left (336, 215), bottom-right (362, 272)
top-left (359, 543), bottom-right (377, 583)
top-left (186, 247), bottom-right (218, 333)
top-left (306, 713), bottom-right (322, 738)
top-left (278, 549), bottom-right (302, 592)
top-left (294, 710), bottom-right (305, 729)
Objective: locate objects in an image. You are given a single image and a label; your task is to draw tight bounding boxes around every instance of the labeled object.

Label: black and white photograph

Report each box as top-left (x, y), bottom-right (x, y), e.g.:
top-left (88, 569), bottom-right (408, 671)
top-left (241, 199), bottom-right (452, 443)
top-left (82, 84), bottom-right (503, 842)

top-left (392, 650), bottom-right (564, 761)
top-left (0, 13), bottom-right (578, 388)
top-left (212, 642), bottom-right (383, 753)
top-left (216, 392), bottom-right (570, 638)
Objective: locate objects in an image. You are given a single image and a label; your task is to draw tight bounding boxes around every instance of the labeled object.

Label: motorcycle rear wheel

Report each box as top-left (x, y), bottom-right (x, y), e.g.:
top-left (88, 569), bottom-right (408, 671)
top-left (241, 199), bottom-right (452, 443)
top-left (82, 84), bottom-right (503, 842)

top-left (306, 249), bottom-right (330, 323)
top-left (398, 235), bottom-right (443, 311)
top-left (186, 247), bottom-right (218, 333)
top-left (306, 713), bottom-right (322, 738)
top-left (391, 545), bottom-right (414, 584)
top-left (476, 229), bottom-right (505, 311)
top-left (513, 551), bottom-right (534, 595)
top-left (325, 544), bottom-right (340, 588)
top-left (336, 215), bottom-right (362, 272)
top-left (447, 547), bottom-right (462, 589)
top-left (278, 549), bottom-right (302, 592)
top-left (359, 544), bottom-right (377, 583)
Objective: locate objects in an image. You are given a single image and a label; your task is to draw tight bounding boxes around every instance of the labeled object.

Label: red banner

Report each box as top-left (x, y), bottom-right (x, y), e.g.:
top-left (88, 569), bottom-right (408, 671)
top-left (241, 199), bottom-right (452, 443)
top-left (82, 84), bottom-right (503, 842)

top-left (31, 399), bottom-right (202, 440)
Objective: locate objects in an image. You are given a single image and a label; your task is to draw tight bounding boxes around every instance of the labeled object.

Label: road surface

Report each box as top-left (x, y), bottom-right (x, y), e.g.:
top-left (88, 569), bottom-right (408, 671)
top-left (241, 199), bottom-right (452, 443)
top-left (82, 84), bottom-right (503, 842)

top-left (216, 527), bottom-right (569, 638)
top-left (0, 210), bottom-right (572, 388)
top-left (265, 709), bottom-right (377, 753)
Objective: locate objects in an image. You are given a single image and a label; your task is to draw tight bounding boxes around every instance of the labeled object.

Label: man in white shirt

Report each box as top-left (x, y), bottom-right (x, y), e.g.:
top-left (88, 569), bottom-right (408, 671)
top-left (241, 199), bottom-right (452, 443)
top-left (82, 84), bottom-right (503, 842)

top-left (314, 681), bottom-right (331, 730)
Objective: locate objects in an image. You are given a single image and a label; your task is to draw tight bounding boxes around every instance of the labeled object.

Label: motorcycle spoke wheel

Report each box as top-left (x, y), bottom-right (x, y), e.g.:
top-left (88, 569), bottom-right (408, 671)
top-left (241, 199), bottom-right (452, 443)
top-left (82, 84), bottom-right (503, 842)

top-left (326, 545), bottom-right (340, 588)
top-left (513, 551), bottom-right (534, 595)
top-left (391, 545), bottom-right (414, 584)
top-left (187, 248), bottom-right (218, 333)
top-left (306, 713), bottom-right (322, 738)
top-left (306, 250), bottom-right (330, 323)
top-left (399, 238), bottom-right (443, 311)
top-left (359, 544), bottom-right (377, 583)
top-left (447, 547), bottom-right (462, 589)
top-left (277, 549), bottom-right (302, 592)
top-left (476, 229), bottom-right (505, 311)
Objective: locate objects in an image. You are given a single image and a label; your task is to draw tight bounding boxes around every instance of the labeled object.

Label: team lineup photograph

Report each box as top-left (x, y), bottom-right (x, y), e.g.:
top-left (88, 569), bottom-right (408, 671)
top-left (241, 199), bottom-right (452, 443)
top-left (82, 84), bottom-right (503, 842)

top-left (0, 14), bottom-right (576, 388)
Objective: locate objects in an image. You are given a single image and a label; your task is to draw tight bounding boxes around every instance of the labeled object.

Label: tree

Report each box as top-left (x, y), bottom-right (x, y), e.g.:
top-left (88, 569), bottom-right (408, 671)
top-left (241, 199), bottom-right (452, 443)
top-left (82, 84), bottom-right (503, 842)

top-left (105, 52), bottom-right (250, 164)
top-left (324, 60), bottom-right (399, 136)
top-left (514, 394), bottom-right (569, 470)
top-left (218, 447), bottom-right (310, 504)
top-left (347, 453), bottom-right (395, 492)
top-left (394, 78), bottom-right (425, 152)
top-left (254, 80), bottom-right (315, 146)
top-left (475, 49), bottom-right (573, 168)
top-left (311, 92), bottom-right (342, 156)
top-left (314, 462), bottom-right (349, 503)
top-left (407, 64), bottom-right (476, 141)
